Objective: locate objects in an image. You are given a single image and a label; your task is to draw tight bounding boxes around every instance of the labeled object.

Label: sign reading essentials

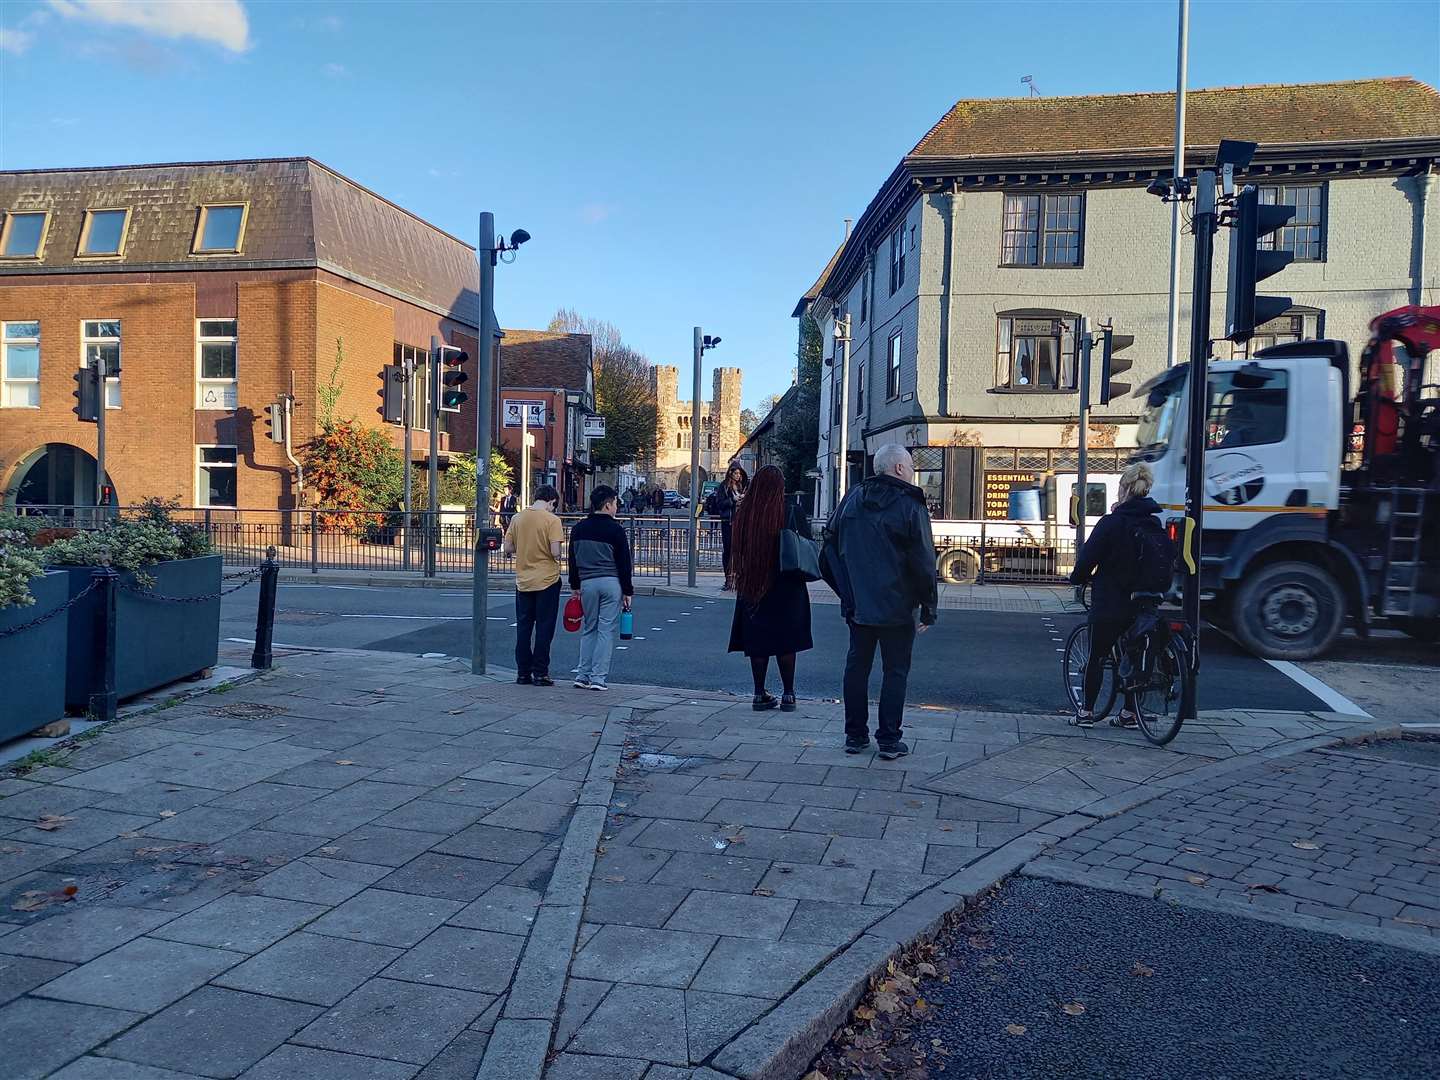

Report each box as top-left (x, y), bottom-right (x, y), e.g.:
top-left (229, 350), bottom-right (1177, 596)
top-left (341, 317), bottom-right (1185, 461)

top-left (982, 470), bottom-right (1043, 520)
top-left (503, 400), bottom-right (547, 428)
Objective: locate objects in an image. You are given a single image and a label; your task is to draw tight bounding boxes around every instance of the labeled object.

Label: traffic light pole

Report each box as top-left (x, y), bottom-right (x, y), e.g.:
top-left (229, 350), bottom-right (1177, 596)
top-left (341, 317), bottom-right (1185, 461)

top-left (1180, 166), bottom-right (1217, 721)
top-left (472, 212), bottom-right (498, 675)
top-left (1075, 318), bottom-right (1091, 551)
top-left (687, 327), bottom-right (702, 588)
top-left (836, 314), bottom-right (852, 502)
top-left (402, 352), bottom-right (413, 572)
top-left (427, 335), bottom-right (441, 578)
top-left (93, 365), bottom-right (106, 519)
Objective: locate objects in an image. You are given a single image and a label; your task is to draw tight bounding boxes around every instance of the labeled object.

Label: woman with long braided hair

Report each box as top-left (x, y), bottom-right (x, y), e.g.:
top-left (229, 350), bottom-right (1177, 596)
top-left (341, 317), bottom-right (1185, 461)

top-left (726, 464), bottom-right (813, 711)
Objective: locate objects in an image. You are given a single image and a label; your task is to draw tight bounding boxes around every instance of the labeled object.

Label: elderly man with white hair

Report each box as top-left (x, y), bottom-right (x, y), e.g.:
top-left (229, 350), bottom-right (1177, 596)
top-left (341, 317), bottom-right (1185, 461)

top-left (821, 444), bottom-right (938, 760)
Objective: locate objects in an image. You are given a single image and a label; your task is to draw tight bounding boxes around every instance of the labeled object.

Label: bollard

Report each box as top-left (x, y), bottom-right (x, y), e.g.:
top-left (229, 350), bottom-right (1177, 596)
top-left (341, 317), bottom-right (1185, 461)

top-left (310, 509), bottom-right (320, 574)
top-left (252, 546), bottom-right (279, 670)
top-left (89, 567), bottom-right (119, 723)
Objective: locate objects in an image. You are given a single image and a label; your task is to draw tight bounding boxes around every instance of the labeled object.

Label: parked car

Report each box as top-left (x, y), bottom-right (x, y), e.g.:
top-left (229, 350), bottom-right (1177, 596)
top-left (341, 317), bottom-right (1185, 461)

top-left (662, 490), bottom-right (690, 509)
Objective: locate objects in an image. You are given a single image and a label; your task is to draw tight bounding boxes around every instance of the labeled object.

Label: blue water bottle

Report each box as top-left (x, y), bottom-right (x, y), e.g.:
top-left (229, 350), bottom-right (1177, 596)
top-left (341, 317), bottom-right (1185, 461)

top-left (619, 610), bottom-right (633, 640)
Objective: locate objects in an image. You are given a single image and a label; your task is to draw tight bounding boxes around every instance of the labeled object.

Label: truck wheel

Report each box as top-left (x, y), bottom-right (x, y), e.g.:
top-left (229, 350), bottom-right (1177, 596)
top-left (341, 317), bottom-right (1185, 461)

top-left (1394, 617), bottom-right (1440, 643)
top-left (936, 549), bottom-right (978, 584)
top-left (1233, 560), bottom-right (1345, 660)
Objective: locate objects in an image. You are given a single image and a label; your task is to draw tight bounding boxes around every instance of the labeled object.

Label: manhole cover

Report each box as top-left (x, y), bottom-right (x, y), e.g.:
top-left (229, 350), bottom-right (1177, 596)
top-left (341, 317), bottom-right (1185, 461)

top-left (207, 702), bottom-right (286, 719)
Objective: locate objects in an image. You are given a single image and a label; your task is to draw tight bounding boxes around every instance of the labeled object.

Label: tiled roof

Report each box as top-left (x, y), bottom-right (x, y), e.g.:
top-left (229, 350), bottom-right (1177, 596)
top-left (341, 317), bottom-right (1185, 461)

top-left (0, 158), bottom-right (479, 327)
top-left (911, 77), bottom-right (1440, 158)
top-left (500, 329), bottom-right (593, 392)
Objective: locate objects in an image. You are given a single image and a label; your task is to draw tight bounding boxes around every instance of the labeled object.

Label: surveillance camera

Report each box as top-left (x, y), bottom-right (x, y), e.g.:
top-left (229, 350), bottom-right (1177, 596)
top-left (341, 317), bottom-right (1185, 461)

top-left (1146, 177), bottom-right (1171, 199)
top-left (509, 228), bottom-right (531, 248)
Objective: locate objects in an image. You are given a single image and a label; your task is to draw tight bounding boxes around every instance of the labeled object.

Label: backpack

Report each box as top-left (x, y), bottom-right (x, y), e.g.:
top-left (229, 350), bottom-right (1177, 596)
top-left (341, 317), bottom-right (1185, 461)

top-left (1130, 516), bottom-right (1174, 595)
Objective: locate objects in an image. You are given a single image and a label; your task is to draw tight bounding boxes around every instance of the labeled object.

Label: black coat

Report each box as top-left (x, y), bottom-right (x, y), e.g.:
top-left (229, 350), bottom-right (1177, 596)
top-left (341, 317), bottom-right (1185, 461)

top-left (705, 484), bottom-right (743, 522)
top-left (1069, 496), bottom-right (1169, 620)
top-left (728, 504), bottom-right (813, 658)
top-left (822, 475), bottom-right (938, 627)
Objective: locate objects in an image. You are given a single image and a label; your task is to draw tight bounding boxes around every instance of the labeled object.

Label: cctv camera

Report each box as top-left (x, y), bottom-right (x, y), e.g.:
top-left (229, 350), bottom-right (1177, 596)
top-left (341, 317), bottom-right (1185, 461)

top-left (1146, 177), bottom-right (1171, 199)
top-left (509, 229), bottom-right (531, 248)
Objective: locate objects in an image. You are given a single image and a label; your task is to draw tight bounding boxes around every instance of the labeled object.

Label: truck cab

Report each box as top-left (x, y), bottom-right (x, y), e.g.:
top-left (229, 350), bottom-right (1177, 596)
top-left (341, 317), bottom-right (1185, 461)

top-left (1133, 338), bottom-right (1438, 658)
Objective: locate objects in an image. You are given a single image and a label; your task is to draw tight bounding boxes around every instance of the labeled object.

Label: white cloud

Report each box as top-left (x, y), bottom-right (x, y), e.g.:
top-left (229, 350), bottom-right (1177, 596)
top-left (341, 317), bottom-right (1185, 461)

top-left (47, 0), bottom-right (251, 52)
top-left (323, 61), bottom-right (345, 78)
top-left (0, 28), bottom-right (34, 54)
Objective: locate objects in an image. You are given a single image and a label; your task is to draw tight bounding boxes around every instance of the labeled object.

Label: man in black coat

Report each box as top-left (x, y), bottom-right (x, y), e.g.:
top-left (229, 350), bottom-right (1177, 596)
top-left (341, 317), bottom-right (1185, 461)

top-left (822, 445), bottom-right (938, 759)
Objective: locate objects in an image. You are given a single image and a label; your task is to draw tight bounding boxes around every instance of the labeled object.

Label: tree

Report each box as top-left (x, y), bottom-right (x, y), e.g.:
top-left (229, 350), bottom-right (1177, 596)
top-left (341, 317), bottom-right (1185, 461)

top-left (415, 449), bottom-right (513, 510)
top-left (548, 309), bottom-right (658, 471)
top-left (739, 408), bottom-right (762, 436)
top-left (767, 315), bottom-right (822, 493)
top-left (301, 419), bottom-right (404, 530)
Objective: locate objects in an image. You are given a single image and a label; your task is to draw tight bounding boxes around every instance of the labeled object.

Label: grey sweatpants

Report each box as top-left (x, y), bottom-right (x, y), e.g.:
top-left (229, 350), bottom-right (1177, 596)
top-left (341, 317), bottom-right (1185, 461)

top-left (577, 576), bottom-right (623, 684)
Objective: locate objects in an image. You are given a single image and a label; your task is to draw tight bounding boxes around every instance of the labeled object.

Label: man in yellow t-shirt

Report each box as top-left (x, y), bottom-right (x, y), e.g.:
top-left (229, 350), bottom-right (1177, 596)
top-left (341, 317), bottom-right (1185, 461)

top-left (502, 485), bottom-right (564, 686)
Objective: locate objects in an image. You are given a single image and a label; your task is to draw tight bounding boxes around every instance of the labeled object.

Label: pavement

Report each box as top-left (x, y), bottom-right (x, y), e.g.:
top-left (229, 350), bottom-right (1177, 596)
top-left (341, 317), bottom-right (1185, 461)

top-left (1, 637), bottom-right (1423, 1080)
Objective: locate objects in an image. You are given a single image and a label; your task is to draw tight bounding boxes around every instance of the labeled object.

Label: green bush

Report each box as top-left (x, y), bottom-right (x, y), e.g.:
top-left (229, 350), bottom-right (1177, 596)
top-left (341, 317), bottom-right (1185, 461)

top-left (0, 530), bottom-right (46, 610)
top-left (42, 522), bottom-right (184, 572)
top-left (132, 498), bottom-right (211, 560)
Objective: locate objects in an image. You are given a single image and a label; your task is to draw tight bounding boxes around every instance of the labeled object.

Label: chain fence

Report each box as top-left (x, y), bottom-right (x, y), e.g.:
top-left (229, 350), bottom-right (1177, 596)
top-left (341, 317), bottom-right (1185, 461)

top-left (0, 577), bottom-right (100, 642)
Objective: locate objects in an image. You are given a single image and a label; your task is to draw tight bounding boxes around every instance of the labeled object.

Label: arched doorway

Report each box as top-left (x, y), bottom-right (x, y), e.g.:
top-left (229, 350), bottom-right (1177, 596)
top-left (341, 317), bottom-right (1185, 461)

top-left (676, 465), bottom-right (708, 495)
top-left (6, 444), bottom-right (116, 509)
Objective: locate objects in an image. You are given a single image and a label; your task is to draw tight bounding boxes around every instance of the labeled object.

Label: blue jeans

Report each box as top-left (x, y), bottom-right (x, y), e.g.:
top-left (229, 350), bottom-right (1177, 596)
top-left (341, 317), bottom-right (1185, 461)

top-left (578, 577), bottom-right (623, 685)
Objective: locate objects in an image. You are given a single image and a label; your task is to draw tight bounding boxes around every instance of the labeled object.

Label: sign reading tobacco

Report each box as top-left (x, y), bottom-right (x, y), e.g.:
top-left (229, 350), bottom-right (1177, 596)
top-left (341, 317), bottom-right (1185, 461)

top-left (982, 470), bottom-right (1043, 520)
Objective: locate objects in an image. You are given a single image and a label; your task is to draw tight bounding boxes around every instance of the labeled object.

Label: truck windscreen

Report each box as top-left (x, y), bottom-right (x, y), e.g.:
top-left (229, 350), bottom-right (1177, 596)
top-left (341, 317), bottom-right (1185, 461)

top-left (1134, 368), bottom-right (1187, 459)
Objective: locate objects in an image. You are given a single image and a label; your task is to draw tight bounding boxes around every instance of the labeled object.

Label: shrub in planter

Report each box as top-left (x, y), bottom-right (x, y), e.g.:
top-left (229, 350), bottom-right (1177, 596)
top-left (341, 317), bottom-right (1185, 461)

top-left (1, 533), bottom-right (68, 738)
top-left (1, 528), bottom-right (45, 609)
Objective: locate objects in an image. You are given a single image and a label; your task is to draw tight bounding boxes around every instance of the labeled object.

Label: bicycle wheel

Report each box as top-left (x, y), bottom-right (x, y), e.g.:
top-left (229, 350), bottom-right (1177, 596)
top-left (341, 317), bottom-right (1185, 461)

top-left (1062, 622), bottom-right (1116, 721)
top-left (1135, 638), bottom-right (1189, 746)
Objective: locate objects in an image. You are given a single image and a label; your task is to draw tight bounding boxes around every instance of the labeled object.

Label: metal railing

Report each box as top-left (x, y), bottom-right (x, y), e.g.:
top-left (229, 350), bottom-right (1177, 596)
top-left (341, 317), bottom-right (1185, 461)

top-left (9, 505), bottom-right (729, 582)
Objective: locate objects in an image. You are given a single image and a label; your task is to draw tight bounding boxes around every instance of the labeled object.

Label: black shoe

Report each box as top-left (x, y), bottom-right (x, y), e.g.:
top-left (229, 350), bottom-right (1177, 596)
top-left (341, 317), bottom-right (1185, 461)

top-left (844, 736), bottom-right (871, 754)
top-left (877, 741), bottom-right (910, 761)
top-left (1070, 711), bottom-right (1100, 728)
top-left (532, 675), bottom-right (554, 687)
top-left (516, 674), bottom-right (533, 685)
top-left (780, 693), bottom-right (797, 712)
top-left (1111, 711), bottom-right (1139, 730)
top-left (752, 692), bottom-right (778, 711)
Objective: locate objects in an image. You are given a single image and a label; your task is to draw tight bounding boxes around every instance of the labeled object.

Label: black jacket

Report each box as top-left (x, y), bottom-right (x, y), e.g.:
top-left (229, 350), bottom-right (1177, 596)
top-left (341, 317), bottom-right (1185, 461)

top-left (568, 513), bottom-right (634, 595)
top-left (705, 484), bottom-right (743, 522)
top-left (1069, 496), bottom-right (1169, 620)
top-left (822, 475), bottom-right (938, 627)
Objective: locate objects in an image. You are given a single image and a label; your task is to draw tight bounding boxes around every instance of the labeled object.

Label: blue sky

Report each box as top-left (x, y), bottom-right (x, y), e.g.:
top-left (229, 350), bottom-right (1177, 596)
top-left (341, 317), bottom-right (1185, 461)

top-left (2, 0), bottom-right (1437, 410)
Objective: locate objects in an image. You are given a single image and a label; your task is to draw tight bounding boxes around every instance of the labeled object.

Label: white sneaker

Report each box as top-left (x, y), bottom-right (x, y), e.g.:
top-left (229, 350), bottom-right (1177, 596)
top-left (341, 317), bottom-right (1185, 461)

top-left (573, 676), bottom-right (591, 689)
top-left (588, 681), bottom-right (609, 692)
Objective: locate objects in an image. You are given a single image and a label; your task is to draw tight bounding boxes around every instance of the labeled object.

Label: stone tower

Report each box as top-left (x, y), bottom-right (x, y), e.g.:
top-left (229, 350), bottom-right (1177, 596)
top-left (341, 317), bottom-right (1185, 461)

top-left (712, 367), bottom-right (743, 463)
top-left (650, 365), bottom-right (680, 476)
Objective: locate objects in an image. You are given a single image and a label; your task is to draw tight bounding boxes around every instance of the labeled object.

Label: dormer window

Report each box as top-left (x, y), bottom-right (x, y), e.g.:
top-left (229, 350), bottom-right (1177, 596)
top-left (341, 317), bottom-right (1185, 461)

top-left (1, 211), bottom-right (49, 259)
top-left (193, 204), bottom-right (248, 254)
top-left (78, 209), bottom-right (130, 257)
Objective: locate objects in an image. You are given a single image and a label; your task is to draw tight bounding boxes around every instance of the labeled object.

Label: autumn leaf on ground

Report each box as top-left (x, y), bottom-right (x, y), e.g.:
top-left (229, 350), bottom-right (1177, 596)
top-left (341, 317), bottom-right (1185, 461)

top-left (873, 991), bottom-right (900, 1013)
top-left (1006, 1024), bottom-right (1027, 1036)
top-left (1186, 875), bottom-right (1207, 886)
top-left (1061, 1002), bottom-right (1087, 1016)
top-left (335, 760), bottom-right (356, 766)
top-left (801, 1070), bottom-right (830, 1080)
top-left (35, 815), bottom-right (74, 831)
top-left (916, 962), bottom-right (938, 977)
top-left (159, 810), bottom-right (177, 818)
top-left (1292, 840), bottom-right (1319, 850)
top-left (1132, 962), bottom-right (1155, 977)
top-left (854, 1005), bottom-right (876, 1021)
top-left (752, 887), bottom-right (775, 897)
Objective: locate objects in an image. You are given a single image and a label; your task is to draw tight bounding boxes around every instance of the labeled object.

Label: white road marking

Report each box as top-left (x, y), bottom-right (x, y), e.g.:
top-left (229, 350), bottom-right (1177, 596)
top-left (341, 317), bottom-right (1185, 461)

top-left (1264, 659), bottom-right (1372, 717)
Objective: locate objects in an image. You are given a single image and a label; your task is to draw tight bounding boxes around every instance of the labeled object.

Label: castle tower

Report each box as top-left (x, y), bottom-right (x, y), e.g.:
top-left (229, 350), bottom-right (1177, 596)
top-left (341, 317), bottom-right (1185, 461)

top-left (712, 367), bottom-right (743, 463)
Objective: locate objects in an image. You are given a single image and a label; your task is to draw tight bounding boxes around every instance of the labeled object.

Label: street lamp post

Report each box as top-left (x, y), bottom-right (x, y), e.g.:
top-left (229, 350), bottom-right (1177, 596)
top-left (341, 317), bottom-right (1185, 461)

top-left (687, 327), bottom-right (721, 587)
top-left (834, 313), bottom-right (853, 500)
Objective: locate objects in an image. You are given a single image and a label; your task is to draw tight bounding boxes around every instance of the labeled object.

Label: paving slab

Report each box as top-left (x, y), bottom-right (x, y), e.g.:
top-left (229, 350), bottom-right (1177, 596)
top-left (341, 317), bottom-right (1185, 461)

top-left (568, 983), bottom-right (689, 1065)
top-left (238, 1045), bottom-right (419, 1080)
top-left (303, 888), bottom-right (465, 948)
top-left (381, 925), bottom-right (523, 993)
top-left (32, 936), bottom-right (244, 1012)
top-left (0, 996), bottom-right (143, 1080)
top-left (149, 894), bottom-right (326, 953)
top-left (293, 977), bottom-right (491, 1065)
top-left (212, 932), bottom-right (402, 1006)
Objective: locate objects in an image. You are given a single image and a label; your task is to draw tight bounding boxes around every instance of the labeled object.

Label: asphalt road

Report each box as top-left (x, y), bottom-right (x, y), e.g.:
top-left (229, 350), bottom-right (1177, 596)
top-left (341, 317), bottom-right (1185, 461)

top-left (221, 584), bottom-right (1327, 714)
top-left (911, 875), bottom-right (1440, 1079)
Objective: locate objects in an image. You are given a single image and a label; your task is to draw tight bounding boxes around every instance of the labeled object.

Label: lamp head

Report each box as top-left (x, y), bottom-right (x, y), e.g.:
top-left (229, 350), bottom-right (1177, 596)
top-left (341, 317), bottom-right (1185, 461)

top-left (509, 228), bottom-right (531, 249)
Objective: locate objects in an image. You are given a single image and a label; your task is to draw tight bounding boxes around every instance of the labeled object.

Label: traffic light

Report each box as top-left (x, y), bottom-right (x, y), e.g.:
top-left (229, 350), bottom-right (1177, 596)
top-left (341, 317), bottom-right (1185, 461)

top-left (73, 366), bottom-right (100, 422)
top-left (1225, 185), bottom-right (1295, 342)
top-left (381, 364), bottom-right (405, 424)
top-left (1099, 325), bottom-right (1135, 405)
top-left (265, 399), bottom-right (289, 445)
top-left (437, 345), bottom-right (469, 413)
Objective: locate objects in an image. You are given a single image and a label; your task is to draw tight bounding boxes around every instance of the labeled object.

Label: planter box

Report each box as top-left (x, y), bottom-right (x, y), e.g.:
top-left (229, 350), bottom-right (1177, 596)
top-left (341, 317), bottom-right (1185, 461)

top-left (0, 571), bottom-right (70, 741)
top-left (63, 555), bottom-right (222, 712)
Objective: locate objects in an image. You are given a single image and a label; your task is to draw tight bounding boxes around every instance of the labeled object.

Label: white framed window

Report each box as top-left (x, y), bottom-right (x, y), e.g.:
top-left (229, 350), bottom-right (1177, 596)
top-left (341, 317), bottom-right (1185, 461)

top-left (856, 360), bottom-right (866, 417)
top-left (193, 204), bottom-right (248, 254)
top-left (77, 209), bottom-right (130, 257)
top-left (196, 319), bottom-right (238, 409)
top-left (82, 320), bottom-right (121, 408)
top-left (1, 211), bottom-right (49, 259)
top-left (887, 330), bottom-right (902, 399)
top-left (196, 445), bottom-right (238, 508)
top-left (2, 321), bottom-right (40, 407)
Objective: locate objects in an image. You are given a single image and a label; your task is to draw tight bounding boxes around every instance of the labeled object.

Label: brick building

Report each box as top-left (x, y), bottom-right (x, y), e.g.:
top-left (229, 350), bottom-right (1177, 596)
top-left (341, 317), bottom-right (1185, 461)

top-left (0, 158), bottom-right (496, 513)
top-left (804, 77), bottom-right (1440, 519)
top-left (496, 328), bottom-right (595, 509)
top-left (648, 364), bottom-right (742, 490)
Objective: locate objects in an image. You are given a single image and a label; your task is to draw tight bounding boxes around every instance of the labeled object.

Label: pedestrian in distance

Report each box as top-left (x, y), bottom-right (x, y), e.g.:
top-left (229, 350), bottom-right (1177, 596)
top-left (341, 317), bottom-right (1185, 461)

top-left (727, 465), bottom-right (812, 711)
top-left (499, 486), bottom-right (519, 529)
top-left (569, 485), bottom-right (634, 691)
top-left (1068, 461), bottom-right (1176, 729)
top-left (502, 485), bottom-right (563, 687)
top-left (651, 486), bottom-right (665, 515)
top-left (822, 444), bottom-right (938, 760)
top-left (705, 463), bottom-right (749, 592)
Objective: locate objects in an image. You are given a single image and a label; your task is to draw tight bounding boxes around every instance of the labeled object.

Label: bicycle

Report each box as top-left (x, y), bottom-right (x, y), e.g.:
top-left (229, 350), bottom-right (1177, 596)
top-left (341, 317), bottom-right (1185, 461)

top-left (1061, 588), bottom-right (1193, 746)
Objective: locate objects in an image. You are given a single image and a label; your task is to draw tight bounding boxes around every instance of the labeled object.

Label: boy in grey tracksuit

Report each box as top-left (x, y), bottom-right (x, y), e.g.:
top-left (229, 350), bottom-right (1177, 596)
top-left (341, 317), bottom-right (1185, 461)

top-left (567, 485), bottom-right (634, 690)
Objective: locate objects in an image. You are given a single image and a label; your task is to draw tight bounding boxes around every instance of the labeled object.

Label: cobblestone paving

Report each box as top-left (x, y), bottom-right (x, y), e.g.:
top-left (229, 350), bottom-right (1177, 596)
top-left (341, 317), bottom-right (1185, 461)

top-left (1031, 746), bottom-right (1440, 939)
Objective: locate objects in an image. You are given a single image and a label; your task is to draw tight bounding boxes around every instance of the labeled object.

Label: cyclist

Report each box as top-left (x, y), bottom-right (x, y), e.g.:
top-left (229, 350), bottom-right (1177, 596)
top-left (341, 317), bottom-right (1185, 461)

top-left (1068, 461), bottom-right (1174, 729)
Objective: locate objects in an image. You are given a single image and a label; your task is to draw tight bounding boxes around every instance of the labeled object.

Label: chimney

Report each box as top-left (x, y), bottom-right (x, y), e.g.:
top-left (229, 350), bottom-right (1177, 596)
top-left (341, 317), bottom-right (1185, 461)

top-left (843, 218), bottom-right (852, 240)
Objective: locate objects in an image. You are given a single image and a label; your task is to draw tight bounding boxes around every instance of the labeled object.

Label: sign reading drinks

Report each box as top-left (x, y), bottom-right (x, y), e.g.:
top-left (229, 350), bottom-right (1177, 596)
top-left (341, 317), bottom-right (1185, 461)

top-left (983, 470), bottom-right (1044, 520)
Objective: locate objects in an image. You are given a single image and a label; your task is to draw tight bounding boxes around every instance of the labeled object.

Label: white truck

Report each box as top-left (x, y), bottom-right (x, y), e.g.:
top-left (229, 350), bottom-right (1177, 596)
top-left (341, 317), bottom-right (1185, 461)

top-left (932, 472), bottom-right (1121, 583)
top-left (1133, 307), bottom-right (1440, 658)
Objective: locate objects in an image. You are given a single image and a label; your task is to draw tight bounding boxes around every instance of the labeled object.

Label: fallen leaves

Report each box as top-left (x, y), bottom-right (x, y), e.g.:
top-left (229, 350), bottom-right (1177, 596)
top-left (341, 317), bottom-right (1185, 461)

top-left (12, 883), bottom-right (77, 912)
top-left (334, 760), bottom-right (357, 766)
top-left (35, 814), bottom-right (74, 832)
top-left (1292, 840), bottom-right (1319, 850)
top-left (159, 810), bottom-right (178, 818)
top-left (1185, 875), bottom-right (1208, 886)
top-left (1061, 1002), bottom-right (1087, 1016)
top-left (1006, 1024), bottom-right (1028, 1036)
top-left (752, 887), bottom-right (776, 898)
top-left (1131, 962), bottom-right (1155, 977)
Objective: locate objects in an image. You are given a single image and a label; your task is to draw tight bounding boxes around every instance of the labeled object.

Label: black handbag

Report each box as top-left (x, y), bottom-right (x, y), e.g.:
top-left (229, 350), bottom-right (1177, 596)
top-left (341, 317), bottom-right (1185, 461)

top-left (778, 528), bottom-right (822, 582)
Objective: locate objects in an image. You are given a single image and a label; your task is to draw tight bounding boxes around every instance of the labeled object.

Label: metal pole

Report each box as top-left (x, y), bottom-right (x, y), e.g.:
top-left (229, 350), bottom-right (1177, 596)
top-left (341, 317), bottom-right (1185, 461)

top-left (687, 327), bottom-right (702, 587)
top-left (1165, 0), bottom-right (1190, 367)
top-left (90, 568), bottom-right (118, 722)
top-left (252, 546), bottom-right (278, 670)
top-left (472, 212), bottom-right (498, 674)
top-left (402, 352), bottom-right (413, 571)
top-left (1076, 318), bottom-right (1091, 550)
top-left (94, 364), bottom-right (106, 517)
top-left (427, 335), bottom-right (440, 578)
top-left (1181, 167), bottom-right (1217, 721)
top-left (310, 509), bottom-right (318, 574)
top-left (837, 314), bottom-right (852, 500)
